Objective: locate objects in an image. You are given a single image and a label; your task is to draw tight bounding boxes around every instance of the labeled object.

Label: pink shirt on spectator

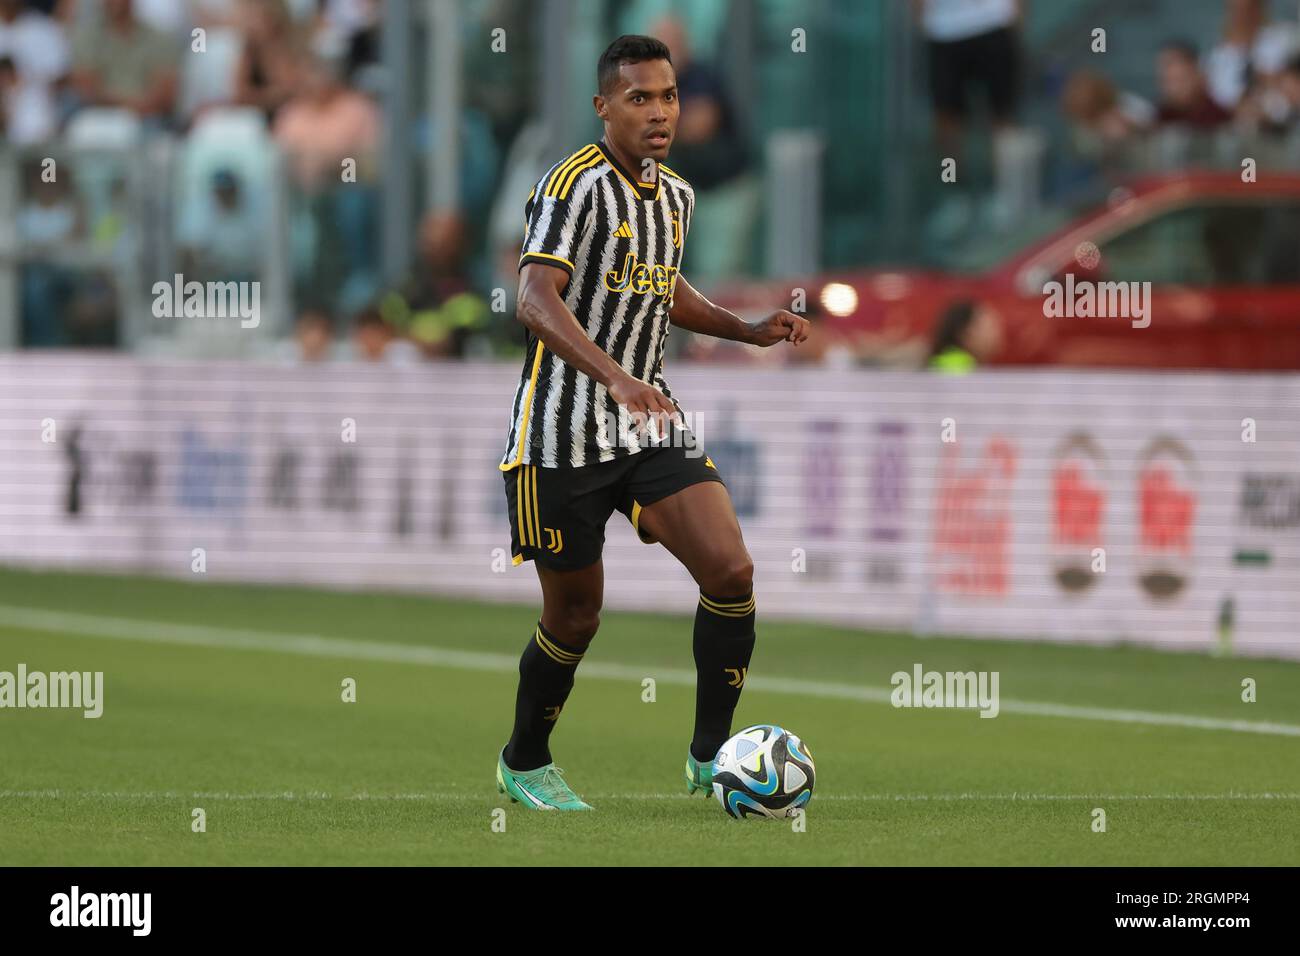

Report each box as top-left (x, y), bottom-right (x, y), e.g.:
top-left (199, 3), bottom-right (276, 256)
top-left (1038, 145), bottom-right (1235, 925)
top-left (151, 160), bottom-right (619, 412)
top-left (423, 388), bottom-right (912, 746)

top-left (274, 90), bottom-right (379, 189)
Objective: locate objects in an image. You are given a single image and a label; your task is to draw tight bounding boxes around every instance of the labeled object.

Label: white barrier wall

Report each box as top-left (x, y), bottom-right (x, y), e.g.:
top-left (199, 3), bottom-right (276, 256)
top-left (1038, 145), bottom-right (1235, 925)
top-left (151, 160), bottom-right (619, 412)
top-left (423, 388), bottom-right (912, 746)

top-left (1, 354), bottom-right (1297, 659)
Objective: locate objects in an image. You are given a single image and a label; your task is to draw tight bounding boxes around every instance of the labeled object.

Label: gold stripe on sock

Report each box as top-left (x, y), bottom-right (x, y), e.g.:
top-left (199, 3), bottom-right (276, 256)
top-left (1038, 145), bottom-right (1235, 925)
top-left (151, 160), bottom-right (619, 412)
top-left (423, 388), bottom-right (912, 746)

top-left (534, 626), bottom-right (584, 665)
top-left (699, 593), bottom-right (756, 617)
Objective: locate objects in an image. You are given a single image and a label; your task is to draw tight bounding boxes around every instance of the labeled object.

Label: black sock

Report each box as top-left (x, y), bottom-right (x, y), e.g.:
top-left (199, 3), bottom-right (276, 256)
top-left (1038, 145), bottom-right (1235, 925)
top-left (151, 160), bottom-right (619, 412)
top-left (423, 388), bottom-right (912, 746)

top-left (503, 620), bottom-right (588, 771)
top-left (691, 588), bottom-right (756, 762)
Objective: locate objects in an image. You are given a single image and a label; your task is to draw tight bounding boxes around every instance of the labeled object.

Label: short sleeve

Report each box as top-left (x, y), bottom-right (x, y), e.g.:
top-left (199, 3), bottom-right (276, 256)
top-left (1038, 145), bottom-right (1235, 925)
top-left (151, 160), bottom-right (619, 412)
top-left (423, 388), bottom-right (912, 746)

top-left (518, 169), bottom-right (594, 278)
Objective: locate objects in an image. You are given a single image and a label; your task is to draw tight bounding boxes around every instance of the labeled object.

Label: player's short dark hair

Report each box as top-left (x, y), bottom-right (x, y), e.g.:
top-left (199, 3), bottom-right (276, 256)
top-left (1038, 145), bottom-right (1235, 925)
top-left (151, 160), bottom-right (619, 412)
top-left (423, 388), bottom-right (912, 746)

top-left (597, 35), bottom-right (672, 94)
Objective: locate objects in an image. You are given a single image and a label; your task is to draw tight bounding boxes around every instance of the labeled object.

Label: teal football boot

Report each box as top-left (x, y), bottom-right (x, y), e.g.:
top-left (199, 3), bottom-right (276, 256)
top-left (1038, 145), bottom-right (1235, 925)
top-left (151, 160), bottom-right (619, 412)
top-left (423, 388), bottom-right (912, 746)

top-left (685, 750), bottom-right (716, 797)
top-left (495, 749), bottom-right (593, 811)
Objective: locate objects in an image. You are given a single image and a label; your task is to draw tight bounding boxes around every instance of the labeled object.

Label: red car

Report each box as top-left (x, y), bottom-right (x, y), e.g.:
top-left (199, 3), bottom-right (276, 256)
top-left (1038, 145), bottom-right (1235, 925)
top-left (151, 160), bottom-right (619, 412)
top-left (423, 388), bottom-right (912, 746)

top-left (707, 173), bottom-right (1300, 370)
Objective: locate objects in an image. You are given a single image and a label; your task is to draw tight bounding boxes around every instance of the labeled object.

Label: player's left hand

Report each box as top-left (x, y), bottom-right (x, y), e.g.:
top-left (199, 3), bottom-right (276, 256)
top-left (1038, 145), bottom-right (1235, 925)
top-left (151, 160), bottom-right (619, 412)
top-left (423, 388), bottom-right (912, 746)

top-left (747, 310), bottom-right (811, 348)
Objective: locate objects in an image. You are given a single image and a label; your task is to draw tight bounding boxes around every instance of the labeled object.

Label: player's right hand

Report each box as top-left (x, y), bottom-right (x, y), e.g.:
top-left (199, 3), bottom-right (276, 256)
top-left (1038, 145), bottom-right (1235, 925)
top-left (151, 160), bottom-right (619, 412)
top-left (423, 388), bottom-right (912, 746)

top-left (608, 375), bottom-right (681, 436)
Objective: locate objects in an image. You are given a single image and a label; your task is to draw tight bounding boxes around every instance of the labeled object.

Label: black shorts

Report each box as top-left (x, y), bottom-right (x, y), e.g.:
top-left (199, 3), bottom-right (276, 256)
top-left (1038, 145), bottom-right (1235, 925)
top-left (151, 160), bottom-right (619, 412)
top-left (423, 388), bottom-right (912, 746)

top-left (927, 25), bottom-right (1020, 121)
top-left (503, 437), bottom-right (726, 572)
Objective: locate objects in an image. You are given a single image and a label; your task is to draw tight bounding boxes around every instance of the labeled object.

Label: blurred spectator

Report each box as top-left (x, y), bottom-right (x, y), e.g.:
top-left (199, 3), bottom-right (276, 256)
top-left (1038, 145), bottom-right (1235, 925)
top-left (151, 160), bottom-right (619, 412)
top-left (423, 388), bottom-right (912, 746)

top-left (177, 168), bottom-right (265, 283)
top-left (916, 0), bottom-right (1022, 155)
top-left (1057, 70), bottom-right (1155, 195)
top-left (1156, 41), bottom-right (1232, 129)
top-left (914, 0), bottom-right (1023, 238)
top-left (17, 157), bottom-right (118, 347)
top-left (1061, 70), bottom-right (1154, 151)
top-left (18, 162), bottom-right (81, 247)
top-left (382, 211), bottom-right (491, 358)
top-left (276, 53), bottom-right (380, 312)
top-left (233, 0), bottom-right (308, 122)
top-left (1204, 0), bottom-right (1299, 111)
top-left (0, 0), bottom-right (69, 144)
top-left (1236, 52), bottom-right (1300, 134)
top-left (652, 15), bottom-right (748, 191)
top-left (652, 14), bottom-right (759, 283)
top-left (294, 306), bottom-right (335, 362)
top-left (274, 53), bottom-right (378, 190)
top-left (351, 305), bottom-right (418, 364)
top-left (18, 163), bottom-right (81, 346)
top-left (925, 300), bottom-right (1003, 373)
top-left (70, 0), bottom-right (178, 121)
top-left (351, 305), bottom-right (390, 361)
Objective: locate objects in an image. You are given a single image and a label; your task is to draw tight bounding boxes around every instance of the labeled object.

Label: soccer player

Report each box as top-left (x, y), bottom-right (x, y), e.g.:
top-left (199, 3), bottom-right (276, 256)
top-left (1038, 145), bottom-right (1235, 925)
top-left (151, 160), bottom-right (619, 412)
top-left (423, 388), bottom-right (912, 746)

top-left (495, 35), bottom-right (810, 810)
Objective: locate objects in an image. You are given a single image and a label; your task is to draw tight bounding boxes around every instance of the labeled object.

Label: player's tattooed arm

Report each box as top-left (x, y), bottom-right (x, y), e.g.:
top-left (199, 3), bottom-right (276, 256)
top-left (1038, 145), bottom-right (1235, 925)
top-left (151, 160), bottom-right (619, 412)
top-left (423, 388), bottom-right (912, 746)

top-left (668, 273), bottom-right (811, 348)
top-left (517, 263), bottom-right (679, 422)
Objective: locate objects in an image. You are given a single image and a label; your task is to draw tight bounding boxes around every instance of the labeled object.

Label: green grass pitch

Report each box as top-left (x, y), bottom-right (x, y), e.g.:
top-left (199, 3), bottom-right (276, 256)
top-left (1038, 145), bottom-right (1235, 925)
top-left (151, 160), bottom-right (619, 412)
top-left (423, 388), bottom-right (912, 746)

top-left (1, 566), bottom-right (1298, 866)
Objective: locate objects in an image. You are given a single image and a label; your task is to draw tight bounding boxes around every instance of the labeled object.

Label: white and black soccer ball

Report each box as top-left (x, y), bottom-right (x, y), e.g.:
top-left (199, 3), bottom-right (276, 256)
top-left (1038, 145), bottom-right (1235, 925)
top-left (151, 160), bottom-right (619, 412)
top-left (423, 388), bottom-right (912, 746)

top-left (712, 724), bottom-right (815, 820)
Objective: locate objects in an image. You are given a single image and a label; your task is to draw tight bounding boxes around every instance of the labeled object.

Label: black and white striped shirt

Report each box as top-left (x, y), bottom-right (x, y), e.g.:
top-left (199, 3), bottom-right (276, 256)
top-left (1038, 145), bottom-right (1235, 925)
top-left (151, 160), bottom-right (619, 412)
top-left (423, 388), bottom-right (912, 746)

top-left (499, 140), bottom-right (694, 471)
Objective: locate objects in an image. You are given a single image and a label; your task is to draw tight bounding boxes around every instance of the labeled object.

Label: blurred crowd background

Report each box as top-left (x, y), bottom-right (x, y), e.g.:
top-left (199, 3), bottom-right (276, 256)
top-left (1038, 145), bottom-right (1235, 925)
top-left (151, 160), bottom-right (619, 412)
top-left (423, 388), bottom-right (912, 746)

top-left (2, 0), bottom-right (1298, 363)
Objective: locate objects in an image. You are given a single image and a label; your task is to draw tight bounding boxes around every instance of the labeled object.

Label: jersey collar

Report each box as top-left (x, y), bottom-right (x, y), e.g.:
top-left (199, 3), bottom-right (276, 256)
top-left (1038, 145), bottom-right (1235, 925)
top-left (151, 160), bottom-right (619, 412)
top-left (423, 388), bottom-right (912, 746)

top-left (597, 139), bottom-right (661, 202)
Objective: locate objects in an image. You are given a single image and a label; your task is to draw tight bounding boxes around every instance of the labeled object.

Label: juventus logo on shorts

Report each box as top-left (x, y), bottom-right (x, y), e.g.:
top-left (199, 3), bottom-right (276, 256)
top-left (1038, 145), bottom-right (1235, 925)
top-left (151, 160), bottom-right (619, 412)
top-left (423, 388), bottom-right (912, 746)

top-left (544, 527), bottom-right (564, 553)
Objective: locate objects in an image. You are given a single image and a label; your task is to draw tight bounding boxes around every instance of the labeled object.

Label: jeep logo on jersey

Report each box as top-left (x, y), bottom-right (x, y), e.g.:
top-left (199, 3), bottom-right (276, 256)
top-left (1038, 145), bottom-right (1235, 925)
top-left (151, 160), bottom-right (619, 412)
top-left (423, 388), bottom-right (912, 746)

top-left (604, 252), bottom-right (678, 296)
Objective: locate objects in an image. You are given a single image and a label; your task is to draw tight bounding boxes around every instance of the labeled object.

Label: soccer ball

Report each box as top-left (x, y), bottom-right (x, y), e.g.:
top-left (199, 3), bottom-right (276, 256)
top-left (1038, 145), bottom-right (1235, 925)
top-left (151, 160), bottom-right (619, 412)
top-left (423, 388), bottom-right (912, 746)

top-left (711, 724), bottom-right (815, 819)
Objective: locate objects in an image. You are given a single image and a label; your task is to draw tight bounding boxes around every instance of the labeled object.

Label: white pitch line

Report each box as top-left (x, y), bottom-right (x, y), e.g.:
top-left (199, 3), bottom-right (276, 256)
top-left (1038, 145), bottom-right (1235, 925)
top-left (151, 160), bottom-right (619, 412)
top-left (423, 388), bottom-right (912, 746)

top-left (2, 603), bottom-right (1300, 738)
top-left (2, 789), bottom-right (1300, 803)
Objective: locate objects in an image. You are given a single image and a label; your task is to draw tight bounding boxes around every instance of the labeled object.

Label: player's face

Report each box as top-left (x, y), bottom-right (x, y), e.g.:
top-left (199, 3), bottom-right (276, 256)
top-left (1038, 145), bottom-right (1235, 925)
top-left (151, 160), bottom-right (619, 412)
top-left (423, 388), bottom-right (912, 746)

top-left (599, 59), bottom-right (678, 163)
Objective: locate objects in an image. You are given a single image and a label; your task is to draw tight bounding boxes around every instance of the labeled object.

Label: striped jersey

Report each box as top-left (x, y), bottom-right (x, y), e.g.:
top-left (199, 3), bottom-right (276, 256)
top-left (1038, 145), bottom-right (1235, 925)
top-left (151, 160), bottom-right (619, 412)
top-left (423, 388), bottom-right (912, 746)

top-left (498, 139), bottom-right (694, 471)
